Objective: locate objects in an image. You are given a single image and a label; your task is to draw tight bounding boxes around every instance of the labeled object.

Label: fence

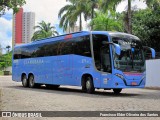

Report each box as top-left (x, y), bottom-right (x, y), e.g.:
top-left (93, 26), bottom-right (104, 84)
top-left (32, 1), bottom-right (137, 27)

top-left (146, 59), bottom-right (160, 88)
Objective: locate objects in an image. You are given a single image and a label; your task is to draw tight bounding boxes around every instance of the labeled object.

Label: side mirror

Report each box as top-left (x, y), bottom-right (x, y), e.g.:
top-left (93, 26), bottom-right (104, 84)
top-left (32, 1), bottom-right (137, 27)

top-left (103, 41), bottom-right (121, 55)
top-left (150, 48), bottom-right (156, 58)
top-left (143, 46), bottom-right (156, 59)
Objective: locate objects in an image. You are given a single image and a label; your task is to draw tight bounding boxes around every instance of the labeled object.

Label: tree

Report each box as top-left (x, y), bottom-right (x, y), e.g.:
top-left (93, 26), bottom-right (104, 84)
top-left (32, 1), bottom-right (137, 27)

top-left (59, 0), bottom-right (97, 31)
top-left (145, 0), bottom-right (160, 8)
top-left (99, 0), bottom-right (121, 12)
top-left (0, 0), bottom-right (26, 16)
top-left (0, 44), bottom-right (2, 56)
top-left (100, 0), bottom-right (159, 34)
top-left (32, 21), bottom-right (59, 41)
top-left (132, 2), bottom-right (160, 51)
top-left (58, 0), bottom-right (77, 32)
top-left (99, 0), bottom-right (132, 33)
top-left (90, 11), bottom-right (123, 31)
top-left (0, 52), bottom-right (12, 70)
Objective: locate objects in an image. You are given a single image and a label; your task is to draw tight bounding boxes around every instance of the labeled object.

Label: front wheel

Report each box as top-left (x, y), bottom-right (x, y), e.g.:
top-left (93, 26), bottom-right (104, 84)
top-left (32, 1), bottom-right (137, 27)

top-left (113, 89), bottom-right (122, 94)
top-left (85, 76), bottom-right (95, 94)
top-left (28, 75), bottom-right (35, 88)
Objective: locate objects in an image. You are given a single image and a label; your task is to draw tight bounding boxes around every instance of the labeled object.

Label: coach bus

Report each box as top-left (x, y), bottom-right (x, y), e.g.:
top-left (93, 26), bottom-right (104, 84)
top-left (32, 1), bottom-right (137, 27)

top-left (12, 31), bottom-right (155, 94)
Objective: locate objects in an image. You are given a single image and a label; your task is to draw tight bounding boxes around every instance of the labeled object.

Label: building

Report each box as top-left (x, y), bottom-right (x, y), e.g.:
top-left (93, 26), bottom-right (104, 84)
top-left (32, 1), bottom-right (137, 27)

top-left (22, 12), bottom-right (35, 43)
top-left (13, 8), bottom-right (35, 46)
top-left (12, 8), bottom-right (23, 46)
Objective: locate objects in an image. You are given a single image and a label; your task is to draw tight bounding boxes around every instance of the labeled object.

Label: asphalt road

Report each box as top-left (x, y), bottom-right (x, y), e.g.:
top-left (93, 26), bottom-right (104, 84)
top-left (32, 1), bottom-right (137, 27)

top-left (0, 76), bottom-right (160, 120)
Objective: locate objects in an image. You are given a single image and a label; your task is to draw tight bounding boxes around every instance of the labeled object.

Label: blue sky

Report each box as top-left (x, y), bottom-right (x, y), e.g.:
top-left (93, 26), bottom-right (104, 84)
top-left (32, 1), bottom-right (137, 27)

top-left (0, 0), bottom-right (146, 54)
top-left (3, 13), bottom-right (12, 21)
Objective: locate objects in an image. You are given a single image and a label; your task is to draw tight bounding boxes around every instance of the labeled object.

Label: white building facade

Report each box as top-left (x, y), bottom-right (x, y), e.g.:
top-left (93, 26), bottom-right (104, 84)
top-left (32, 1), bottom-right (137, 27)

top-left (22, 12), bottom-right (35, 43)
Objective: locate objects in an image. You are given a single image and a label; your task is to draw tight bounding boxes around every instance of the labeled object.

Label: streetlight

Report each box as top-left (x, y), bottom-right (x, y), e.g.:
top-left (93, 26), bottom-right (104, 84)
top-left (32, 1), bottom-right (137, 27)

top-left (6, 45), bottom-right (11, 53)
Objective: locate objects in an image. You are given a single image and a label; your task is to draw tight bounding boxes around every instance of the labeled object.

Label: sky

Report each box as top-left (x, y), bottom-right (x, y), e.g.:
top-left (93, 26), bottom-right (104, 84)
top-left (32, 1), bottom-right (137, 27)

top-left (0, 0), bottom-right (147, 54)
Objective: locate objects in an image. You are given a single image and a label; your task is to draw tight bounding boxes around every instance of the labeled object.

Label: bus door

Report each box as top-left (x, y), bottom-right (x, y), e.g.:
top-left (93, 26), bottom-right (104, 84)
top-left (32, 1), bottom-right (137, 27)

top-left (92, 34), bottom-right (112, 88)
top-left (100, 46), bottom-right (112, 88)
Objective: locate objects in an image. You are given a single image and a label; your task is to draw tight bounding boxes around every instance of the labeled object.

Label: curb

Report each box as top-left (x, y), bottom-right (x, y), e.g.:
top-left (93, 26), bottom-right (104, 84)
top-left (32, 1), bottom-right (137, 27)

top-left (145, 87), bottom-right (160, 90)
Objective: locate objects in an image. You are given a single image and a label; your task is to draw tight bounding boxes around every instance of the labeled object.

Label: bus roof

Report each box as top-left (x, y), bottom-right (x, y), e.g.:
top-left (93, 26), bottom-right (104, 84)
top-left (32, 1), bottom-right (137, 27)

top-left (14, 31), bottom-right (90, 48)
top-left (14, 31), bottom-right (140, 48)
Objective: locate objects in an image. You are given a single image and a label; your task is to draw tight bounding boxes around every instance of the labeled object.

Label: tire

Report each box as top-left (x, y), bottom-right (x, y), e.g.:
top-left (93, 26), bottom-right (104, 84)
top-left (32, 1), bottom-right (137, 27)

top-left (82, 86), bottom-right (86, 92)
top-left (22, 75), bottom-right (28, 87)
top-left (28, 75), bottom-right (35, 88)
top-left (85, 76), bottom-right (95, 94)
top-left (113, 88), bottom-right (122, 94)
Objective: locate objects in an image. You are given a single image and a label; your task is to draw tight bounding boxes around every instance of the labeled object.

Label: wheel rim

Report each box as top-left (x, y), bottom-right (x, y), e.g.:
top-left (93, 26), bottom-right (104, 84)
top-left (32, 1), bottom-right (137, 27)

top-left (29, 76), bottom-right (34, 87)
top-left (22, 77), bottom-right (27, 86)
top-left (86, 79), bottom-right (91, 90)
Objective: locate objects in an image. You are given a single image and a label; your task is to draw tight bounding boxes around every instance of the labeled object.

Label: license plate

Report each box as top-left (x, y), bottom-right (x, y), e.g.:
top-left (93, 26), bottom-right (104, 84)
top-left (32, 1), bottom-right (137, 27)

top-left (131, 82), bottom-right (137, 86)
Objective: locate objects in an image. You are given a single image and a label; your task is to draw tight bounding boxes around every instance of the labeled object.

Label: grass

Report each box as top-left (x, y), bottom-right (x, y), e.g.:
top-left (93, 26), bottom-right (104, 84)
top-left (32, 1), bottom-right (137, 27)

top-left (0, 71), bottom-right (3, 76)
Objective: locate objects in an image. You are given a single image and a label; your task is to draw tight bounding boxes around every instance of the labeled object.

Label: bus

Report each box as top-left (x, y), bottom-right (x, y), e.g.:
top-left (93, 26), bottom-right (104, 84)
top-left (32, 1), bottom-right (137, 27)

top-left (12, 31), bottom-right (155, 94)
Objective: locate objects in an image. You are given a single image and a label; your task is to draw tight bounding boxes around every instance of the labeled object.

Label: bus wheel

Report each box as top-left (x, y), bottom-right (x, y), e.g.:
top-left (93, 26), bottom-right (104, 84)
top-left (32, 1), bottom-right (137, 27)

top-left (113, 89), bottom-right (122, 94)
top-left (28, 75), bottom-right (35, 88)
top-left (22, 75), bottom-right (28, 87)
top-left (85, 76), bottom-right (95, 94)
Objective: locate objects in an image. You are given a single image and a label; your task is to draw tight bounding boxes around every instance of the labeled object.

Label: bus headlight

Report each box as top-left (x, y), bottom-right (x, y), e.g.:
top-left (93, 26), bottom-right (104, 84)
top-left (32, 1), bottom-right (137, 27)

top-left (115, 73), bottom-right (125, 80)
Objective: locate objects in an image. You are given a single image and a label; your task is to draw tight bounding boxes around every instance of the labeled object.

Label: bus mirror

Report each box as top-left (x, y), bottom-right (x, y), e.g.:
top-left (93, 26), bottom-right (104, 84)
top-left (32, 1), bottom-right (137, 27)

top-left (143, 46), bottom-right (156, 59)
top-left (114, 43), bottom-right (121, 55)
top-left (102, 41), bottom-right (121, 55)
top-left (150, 48), bottom-right (156, 58)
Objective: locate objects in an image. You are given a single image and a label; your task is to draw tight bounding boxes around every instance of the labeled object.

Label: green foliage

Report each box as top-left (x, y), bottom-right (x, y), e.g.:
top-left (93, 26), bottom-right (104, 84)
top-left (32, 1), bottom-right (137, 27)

top-left (0, 52), bottom-right (12, 70)
top-left (58, 0), bottom-right (98, 31)
top-left (132, 4), bottom-right (160, 51)
top-left (90, 11), bottom-right (123, 31)
top-left (58, 3), bottom-right (77, 31)
top-left (0, 70), bottom-right (3, 75)
top-left (0, 0), bottom-right (26, 16)
top-left (32, 21), bottom-right (59, 41)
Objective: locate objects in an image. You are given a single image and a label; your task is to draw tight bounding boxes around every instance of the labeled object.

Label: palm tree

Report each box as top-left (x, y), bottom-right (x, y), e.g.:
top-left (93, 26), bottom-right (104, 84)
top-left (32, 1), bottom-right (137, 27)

top-left (58, 0), bottom-right (77, 32)
top-left (90, 11), bottom-right (122, 31)
top-left (32, 21), bottom-right (59, 41)
top-left (59, 0), bottom-right (97, 31)
top-left (99, 0), bottom-right (159, 34)
top-left (98, 0), bottom-right (132, 33)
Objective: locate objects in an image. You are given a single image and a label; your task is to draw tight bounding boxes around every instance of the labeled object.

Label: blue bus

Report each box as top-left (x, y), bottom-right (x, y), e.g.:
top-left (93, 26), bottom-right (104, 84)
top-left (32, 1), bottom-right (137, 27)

top-left (12, 31), bottom-right (155, 94)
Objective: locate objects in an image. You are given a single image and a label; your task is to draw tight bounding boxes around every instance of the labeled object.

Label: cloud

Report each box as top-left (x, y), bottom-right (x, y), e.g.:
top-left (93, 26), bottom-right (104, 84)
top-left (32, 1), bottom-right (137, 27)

top-left (0, 17), bottom-right (12, 53)
top-left (116, 0), bottom-right (147, 13)
top-left (0, 17), bottom-right (12, 47)
top-left (23, 0), bottom-right (67, 24)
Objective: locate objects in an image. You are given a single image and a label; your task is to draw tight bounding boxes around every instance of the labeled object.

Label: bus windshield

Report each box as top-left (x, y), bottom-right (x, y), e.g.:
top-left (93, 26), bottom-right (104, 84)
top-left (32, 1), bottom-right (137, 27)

top-left (111, 35), bottom-right (145, 72)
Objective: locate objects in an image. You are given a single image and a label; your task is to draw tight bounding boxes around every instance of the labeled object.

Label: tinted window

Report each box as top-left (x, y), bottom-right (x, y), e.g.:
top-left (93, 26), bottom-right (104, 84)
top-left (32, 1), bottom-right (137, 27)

top-left (14, 48), bottom-right (22, 59)
top-left (13, 35), bottom-right (91, 59)
top-left (73, 35), bottom-right (91, 57)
